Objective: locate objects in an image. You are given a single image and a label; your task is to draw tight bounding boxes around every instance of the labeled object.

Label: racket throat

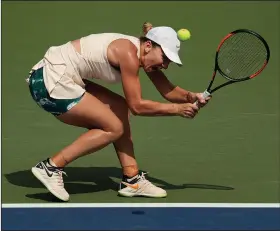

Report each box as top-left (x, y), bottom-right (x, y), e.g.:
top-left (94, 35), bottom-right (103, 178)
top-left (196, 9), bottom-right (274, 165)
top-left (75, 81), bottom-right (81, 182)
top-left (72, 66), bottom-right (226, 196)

top-left (207, 79), bottom-right (214, 93)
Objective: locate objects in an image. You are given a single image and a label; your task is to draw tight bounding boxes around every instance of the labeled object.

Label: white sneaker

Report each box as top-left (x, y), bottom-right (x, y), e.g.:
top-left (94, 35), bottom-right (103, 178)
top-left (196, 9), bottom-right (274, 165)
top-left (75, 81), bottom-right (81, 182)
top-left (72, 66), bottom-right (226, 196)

top-left (31, 159), bottom-right (69, 202)
top-left (118, 172), bottom-right (167, 198)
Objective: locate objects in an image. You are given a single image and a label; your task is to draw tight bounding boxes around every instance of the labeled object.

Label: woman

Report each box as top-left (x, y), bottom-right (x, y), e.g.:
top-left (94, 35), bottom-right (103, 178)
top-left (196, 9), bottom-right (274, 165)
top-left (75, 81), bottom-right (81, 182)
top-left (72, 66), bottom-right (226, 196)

top-left (27, 22), bottom-right (211, 201)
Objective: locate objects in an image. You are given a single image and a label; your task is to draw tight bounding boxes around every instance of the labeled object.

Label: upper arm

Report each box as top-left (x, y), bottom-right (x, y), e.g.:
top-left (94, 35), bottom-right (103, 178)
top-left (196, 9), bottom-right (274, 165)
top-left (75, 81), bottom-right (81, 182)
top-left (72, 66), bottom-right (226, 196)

top-left (116, 40), bottom-right (143, 110)
top-left (146, 70), bottom-right (177, 98)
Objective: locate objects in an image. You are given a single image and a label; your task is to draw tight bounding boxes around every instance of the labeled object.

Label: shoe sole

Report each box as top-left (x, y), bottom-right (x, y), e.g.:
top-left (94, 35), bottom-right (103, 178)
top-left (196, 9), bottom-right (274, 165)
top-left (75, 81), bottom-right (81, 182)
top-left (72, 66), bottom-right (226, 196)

top-left (118, 191), bottom-right (167, 198)
top-left (31, 167), bottom-right (69, 202)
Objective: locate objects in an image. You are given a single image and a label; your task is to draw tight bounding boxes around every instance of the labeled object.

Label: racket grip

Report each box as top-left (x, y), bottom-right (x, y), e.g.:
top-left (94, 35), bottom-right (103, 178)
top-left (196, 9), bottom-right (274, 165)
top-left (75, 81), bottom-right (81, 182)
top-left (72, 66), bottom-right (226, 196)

top-left (202, 90), bottom-right (211, 99)
top-left (194, 90), bottom-right (211, 106)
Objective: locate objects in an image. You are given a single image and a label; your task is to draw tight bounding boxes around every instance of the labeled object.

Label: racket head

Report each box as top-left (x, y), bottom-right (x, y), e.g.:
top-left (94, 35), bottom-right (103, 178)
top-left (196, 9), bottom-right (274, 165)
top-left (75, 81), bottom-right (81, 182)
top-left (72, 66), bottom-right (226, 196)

top-left (215, 29), bottom-right (270, 82)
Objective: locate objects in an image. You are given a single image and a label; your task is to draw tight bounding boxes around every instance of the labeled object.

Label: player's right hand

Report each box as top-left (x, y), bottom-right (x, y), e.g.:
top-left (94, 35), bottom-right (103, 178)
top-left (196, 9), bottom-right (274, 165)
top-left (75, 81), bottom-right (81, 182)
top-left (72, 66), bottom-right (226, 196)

top-left (176, 103), bottom-right (199, 119)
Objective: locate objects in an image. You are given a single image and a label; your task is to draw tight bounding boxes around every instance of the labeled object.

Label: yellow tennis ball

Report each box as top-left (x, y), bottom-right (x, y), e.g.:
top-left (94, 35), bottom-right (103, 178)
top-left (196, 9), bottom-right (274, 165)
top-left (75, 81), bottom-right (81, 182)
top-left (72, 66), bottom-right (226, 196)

top-left (177, 29), bottom-right (191, 41)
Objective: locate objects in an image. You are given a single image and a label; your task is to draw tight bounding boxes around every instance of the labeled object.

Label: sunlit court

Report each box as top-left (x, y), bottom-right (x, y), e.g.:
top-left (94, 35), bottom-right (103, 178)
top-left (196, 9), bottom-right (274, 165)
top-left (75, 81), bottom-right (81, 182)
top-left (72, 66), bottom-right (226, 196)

top-left (1, 1), bottom-right (279, 230)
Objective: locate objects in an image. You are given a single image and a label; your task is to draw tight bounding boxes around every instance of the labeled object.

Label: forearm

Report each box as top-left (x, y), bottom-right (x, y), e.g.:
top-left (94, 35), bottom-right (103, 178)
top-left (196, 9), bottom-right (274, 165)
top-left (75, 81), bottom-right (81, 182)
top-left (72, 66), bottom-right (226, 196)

top-left (164, 86), bottom-right (192, 103)
top-left (130, 99), bottom-right (178, 116)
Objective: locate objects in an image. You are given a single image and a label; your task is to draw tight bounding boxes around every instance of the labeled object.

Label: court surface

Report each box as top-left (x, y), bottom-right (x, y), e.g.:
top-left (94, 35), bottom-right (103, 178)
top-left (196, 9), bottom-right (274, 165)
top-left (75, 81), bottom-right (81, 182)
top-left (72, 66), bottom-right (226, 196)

top-left (1, 1), bottom-right (279, 230)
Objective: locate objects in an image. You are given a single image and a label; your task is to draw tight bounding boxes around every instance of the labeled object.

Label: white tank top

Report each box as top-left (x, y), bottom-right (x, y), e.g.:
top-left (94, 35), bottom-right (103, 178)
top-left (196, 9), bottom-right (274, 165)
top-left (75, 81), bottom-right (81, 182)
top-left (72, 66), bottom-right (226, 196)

top-left (28, 33), bottom-right (140, 99)
top-left (80, 33), bottom-right (140, 83)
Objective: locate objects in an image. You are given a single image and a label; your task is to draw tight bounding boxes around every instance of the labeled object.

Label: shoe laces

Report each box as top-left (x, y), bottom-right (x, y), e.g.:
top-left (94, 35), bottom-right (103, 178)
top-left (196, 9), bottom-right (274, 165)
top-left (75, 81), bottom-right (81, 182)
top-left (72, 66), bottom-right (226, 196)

top-left (53, 168), bottom-right (67, 187)
top-left (136, 172), bottom-right (154, 187)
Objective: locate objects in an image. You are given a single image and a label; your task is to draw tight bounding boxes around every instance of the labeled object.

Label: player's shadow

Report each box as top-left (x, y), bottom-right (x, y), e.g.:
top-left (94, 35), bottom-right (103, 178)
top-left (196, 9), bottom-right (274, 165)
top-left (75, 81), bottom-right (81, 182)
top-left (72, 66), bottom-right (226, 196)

top-left (4, 166), bottom-right (234, 202)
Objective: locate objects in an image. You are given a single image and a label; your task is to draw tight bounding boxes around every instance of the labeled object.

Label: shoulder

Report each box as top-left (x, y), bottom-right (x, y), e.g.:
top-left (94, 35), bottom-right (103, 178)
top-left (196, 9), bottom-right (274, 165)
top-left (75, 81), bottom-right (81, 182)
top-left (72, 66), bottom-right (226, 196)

top-left (110, 38), bottom-right (139, 65)
top-left (107, 34), bottom-right (140, 69)
top-left (115, 38), bottom-right (138, 54)
top-left (114, 39), bottom-right (140, 72)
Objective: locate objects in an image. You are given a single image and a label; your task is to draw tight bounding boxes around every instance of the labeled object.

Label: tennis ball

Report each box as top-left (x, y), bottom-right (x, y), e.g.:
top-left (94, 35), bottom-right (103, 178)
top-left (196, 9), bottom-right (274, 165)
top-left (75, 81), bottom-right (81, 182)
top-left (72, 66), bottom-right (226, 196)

top-left (177, 29), bottom-right (191, 41)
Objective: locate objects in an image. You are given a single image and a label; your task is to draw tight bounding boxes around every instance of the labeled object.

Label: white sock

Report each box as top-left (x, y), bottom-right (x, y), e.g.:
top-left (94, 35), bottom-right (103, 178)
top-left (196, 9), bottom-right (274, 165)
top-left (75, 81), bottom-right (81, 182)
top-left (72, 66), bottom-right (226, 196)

top-left (49, 158), bottom-right (57, 167)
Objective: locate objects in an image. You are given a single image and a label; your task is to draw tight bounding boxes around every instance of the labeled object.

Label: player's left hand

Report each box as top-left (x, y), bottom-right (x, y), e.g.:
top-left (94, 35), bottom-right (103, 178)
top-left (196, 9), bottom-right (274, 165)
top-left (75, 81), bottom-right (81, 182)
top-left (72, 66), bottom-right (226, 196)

top-left (195, 92), bottom-right (212, 108)
top-left (187, 92), bottom-right (211, 108)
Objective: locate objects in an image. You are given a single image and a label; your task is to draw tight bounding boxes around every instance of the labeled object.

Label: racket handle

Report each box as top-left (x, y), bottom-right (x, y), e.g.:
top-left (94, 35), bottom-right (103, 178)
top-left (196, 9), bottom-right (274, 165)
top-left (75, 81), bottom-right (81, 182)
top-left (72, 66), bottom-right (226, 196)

top-left (201, 90), bottom-right (211, 99)
top-left (194, 90), bottom-right (211, 106)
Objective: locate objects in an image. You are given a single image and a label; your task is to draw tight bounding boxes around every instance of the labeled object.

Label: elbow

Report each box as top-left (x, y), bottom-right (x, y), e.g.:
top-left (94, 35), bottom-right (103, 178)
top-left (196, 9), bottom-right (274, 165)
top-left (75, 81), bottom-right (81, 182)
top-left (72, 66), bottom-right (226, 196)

top-left (161, 91), bottom-right (171, 102)
top-left (129, 106), bottom-right (141, 116)
top-left (129, 102), bottom-right (142, 116)
top-left (162, 94), bottom-right (170, 101)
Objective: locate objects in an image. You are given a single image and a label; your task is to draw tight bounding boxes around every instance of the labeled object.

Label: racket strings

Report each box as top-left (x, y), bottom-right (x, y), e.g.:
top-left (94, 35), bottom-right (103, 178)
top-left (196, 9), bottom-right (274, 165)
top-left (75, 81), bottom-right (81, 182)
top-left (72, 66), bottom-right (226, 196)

top-left (220, 35), bottom-right (265, 77)
top-left (220, 34), bottom-right (266, 75)
top-left (217, 33), bottom-right (268, 80)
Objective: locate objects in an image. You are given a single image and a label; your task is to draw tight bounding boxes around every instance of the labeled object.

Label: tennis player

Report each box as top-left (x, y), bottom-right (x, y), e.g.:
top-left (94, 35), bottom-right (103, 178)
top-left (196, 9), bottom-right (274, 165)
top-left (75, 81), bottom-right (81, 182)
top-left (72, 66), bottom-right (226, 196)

top-left (27, 22), bottom-right (211, 201)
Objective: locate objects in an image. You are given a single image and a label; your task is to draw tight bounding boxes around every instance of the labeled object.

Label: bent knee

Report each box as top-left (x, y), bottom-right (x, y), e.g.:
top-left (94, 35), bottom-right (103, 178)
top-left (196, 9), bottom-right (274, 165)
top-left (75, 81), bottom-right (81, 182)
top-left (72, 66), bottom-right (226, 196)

top-left (106, 122), bottom-right (124, 141)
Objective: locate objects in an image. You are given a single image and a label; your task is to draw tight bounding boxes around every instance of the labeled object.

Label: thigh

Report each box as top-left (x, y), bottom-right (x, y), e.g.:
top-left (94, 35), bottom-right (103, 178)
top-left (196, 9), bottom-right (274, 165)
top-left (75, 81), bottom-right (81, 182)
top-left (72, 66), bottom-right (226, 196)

top-left (56, 92), bottom-right (122, 131)
top-left (83, 79), bottom-right (130, 120)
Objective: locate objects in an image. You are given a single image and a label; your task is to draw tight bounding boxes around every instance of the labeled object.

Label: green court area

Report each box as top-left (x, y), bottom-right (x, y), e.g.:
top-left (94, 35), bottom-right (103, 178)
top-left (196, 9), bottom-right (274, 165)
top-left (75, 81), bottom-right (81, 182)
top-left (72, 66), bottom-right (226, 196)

top-left (2, 1), bottom-right (279, 203)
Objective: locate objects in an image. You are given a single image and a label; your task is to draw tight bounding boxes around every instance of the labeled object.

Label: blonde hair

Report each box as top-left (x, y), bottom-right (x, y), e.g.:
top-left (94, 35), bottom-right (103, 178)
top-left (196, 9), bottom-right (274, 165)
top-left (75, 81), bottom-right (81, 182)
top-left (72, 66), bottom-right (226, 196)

top-left (140, 22), bottom-right (158, 47)
top-left (142, 22), bottom-right (153, 36)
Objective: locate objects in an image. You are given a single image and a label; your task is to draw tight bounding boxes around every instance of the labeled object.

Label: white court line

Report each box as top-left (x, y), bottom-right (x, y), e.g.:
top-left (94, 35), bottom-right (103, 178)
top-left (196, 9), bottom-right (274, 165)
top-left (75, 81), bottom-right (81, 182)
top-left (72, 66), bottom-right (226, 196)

top-left (2, 203), bottom-right (280, 208)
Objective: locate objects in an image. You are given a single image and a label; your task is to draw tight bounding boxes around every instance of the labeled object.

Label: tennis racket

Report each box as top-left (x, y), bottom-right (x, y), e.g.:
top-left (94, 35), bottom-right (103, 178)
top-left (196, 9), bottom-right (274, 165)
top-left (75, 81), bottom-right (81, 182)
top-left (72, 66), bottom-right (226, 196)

top-left (195, 29), bottom-right (270, 105)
